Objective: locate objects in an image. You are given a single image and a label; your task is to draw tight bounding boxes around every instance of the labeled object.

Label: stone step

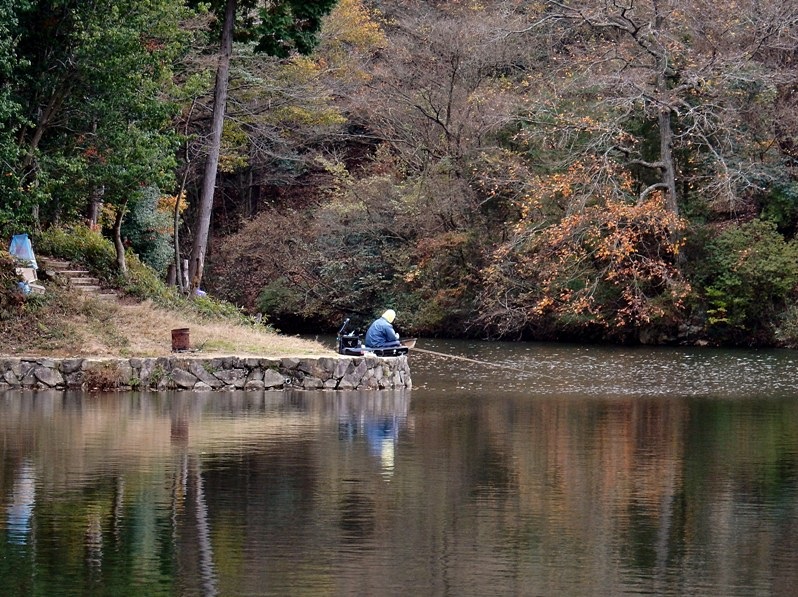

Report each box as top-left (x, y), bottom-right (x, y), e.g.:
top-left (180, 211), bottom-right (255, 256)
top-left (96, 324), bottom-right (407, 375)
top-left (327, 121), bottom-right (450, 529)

top-left (38, 255), bottom-right (119, 302)
top-left (83, 292), bottom-right (117, 301)
top-left (71, 277), bottom-right (100, 286)
top-left (76, 286), bottom-right (118, 300)
top-left (39, 259), bottom-right (71, 269)
top-left (55, 269), bottom-right (91, 276)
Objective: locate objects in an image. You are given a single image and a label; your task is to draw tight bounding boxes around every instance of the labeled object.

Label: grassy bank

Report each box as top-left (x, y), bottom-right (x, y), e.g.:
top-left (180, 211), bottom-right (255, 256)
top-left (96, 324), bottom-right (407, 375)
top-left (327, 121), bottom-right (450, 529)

top-left (2, 286), bottom-right (331, 358)
top-left (2, 283), bottom-right (331, 359)
top-left (2, 227), bottom-right (332, 359)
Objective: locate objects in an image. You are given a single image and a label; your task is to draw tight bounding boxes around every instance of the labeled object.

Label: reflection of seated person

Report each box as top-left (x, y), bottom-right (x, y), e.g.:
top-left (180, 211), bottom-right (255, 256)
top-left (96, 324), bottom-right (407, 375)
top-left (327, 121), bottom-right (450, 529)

top-left (365, 309), bottom-right (401, 348)
top-left (365, 417), bottom-right (398, 454)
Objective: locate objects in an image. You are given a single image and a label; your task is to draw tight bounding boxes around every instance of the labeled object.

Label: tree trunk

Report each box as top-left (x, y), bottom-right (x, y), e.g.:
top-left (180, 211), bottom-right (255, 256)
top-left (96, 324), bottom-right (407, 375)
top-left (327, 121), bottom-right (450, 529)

top-left (181, 259), bottom-right (190, 291)
top-left (653, 1), bottom-right (678, 214)
top-left (20, 78), bottom-right (71, 231)
top-left (174, 99), bottom-right (197, 295)
top-left (88, 184), bottom-right (105, 229)
top-left (20, 78), bottom-right (71, 169)
top-left (658, 105), bottom-right (678, 214)
top-left (188, 0), bottom-right (237, 291)
top-left (112, 200), bottom-right (128, 274)
top-left (174, 167), bottom-right (189, 293)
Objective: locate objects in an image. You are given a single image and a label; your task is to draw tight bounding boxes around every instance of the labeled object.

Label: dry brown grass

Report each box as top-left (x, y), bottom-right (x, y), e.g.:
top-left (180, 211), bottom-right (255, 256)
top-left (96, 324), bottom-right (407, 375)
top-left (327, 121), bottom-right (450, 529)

top-left (4, 289), bottom-right (333, 359)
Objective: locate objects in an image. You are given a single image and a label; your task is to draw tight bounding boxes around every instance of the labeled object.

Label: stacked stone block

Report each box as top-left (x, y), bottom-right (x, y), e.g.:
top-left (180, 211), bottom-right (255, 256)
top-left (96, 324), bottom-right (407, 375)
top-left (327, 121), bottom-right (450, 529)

top-left (0, 355), bottom-right (412, 392)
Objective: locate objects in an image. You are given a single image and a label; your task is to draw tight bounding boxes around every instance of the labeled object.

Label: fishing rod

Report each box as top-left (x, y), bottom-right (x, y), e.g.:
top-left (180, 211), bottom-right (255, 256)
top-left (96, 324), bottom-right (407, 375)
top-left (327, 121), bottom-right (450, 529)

top-left (410, 346), bottom-right (558, 379)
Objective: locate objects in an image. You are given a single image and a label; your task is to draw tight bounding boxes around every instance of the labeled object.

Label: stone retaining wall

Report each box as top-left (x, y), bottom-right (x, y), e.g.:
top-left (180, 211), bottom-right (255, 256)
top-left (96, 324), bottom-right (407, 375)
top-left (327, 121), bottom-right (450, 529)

top-left (0, 354), bottom-right (411, 392)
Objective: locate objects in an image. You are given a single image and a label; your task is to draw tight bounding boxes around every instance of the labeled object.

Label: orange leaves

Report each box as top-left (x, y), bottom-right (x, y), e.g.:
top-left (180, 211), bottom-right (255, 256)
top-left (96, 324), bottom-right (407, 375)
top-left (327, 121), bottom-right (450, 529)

top-left (481, 192), bottom-right (691, 337)
top-left (157, 191), bottom-right (188, 215)
top-left (83, 146), bottom-right (106, 164)
top-left (516, 159), bottom-right (637, 231)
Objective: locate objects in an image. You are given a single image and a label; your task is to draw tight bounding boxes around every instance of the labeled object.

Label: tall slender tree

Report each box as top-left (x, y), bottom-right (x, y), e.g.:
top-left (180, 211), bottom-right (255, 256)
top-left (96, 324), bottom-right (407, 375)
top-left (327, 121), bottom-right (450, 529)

top-left (187, 0), bottom-right (338, 291)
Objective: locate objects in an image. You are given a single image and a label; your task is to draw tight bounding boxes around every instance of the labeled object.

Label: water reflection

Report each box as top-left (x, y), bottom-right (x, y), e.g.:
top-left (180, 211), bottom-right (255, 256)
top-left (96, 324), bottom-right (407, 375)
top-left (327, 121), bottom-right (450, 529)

top-left (0, 344), bottom-right (798, 596)
top-left (337, 392), bottom-right (406, 479)
top-left (5, 459), bottom-right (35, 545)
top-left (0, 389), bottom-right (413, 595)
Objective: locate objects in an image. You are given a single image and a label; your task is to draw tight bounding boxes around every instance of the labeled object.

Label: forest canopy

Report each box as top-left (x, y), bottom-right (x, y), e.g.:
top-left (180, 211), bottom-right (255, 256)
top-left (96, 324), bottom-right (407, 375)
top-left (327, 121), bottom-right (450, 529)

top-left (3, 0), bottom-right (798, 346)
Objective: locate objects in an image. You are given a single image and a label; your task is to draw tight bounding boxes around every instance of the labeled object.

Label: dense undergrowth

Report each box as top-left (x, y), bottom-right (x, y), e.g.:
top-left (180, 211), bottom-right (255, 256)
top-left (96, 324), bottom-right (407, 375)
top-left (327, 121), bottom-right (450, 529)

top-left (209, 176), bottom-right (798, 348)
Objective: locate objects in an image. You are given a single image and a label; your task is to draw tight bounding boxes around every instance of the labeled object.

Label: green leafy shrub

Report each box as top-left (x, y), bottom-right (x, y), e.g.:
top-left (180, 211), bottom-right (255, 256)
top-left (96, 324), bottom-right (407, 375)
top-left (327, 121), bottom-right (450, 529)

top-left (121, 186), bottom-right (175, 274)
top-left (122, 255), bottom-right (176, 301)
top-left (36, 224), bottom-right (272, 330)
top-left (774, 304), bottom-right (798, 348)
top-left (35, 224), bottom-right (117, 274)
top-left (0, 251), bottom-right (23, 320)
top-left (36, 224), bottom-right (164, 298)
top-left (760, 180), bottom-right (798, 233)
top-left (698, 219), bottom-right (798, 343)
top-left (257, 278), bottom-right (303, 319)
top-left (148, 365), bottom-right (166, 387)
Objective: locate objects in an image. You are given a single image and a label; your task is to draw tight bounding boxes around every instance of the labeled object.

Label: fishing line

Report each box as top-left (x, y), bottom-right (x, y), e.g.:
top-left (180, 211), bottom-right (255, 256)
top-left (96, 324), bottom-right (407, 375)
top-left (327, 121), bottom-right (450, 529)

top-left (411, 346), bottom-right (559, 380)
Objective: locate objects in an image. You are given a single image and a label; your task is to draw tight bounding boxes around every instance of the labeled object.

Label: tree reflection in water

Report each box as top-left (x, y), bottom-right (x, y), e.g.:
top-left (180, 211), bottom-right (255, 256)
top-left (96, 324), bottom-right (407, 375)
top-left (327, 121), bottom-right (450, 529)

top-left (0, 377), bottom-right (797, 596)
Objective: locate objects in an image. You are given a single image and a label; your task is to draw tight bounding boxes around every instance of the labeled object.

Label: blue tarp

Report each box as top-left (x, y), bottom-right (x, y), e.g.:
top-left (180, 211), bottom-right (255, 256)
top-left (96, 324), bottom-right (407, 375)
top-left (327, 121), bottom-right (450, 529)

top-left (9, 234), bottom-right (37, 269)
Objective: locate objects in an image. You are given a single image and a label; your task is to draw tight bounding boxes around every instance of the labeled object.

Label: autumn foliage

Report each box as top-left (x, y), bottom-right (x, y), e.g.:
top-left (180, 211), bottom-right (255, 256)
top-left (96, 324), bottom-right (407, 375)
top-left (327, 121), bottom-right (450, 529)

top-left (481, 187), bottom-right (690, 341)
top-left (5, 0), bottom-right (798, 346)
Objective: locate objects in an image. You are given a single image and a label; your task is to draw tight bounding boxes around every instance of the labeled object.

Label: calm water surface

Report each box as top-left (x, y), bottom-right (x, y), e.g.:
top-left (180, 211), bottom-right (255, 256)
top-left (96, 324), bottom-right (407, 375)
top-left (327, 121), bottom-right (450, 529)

top-left (2, 341), bottom-right (798, 596)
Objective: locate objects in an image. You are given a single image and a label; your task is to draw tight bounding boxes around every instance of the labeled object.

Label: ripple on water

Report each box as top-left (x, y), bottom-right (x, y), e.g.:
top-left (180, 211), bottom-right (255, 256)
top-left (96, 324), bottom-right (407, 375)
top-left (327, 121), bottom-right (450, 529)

top-left (408, 340), bottom-right (798, 398)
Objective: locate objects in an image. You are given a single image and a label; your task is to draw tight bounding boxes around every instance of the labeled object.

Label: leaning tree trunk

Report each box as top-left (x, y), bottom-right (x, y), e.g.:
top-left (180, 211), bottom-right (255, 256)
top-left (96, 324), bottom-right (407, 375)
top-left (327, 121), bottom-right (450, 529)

top-left (173, 99), bottom-right (198, 294)
top-left (187, 0), bottom-right (236, 292)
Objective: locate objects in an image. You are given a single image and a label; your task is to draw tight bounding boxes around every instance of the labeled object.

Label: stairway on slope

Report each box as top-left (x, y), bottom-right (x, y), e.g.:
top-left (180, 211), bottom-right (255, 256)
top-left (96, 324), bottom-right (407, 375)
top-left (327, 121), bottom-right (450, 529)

top-left (38, 257), bottom-right (118, 301)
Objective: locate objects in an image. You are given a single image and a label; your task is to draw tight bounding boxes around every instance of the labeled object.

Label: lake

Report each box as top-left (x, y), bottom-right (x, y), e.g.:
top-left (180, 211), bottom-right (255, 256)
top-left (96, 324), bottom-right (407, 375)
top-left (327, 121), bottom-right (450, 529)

top-left (2, 340), bottom-right (798, 596)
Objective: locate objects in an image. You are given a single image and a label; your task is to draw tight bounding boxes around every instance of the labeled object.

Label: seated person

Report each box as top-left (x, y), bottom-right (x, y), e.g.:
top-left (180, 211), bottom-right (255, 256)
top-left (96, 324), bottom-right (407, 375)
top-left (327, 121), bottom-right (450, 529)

top-left (365, 309), bottom-right (401, 348)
